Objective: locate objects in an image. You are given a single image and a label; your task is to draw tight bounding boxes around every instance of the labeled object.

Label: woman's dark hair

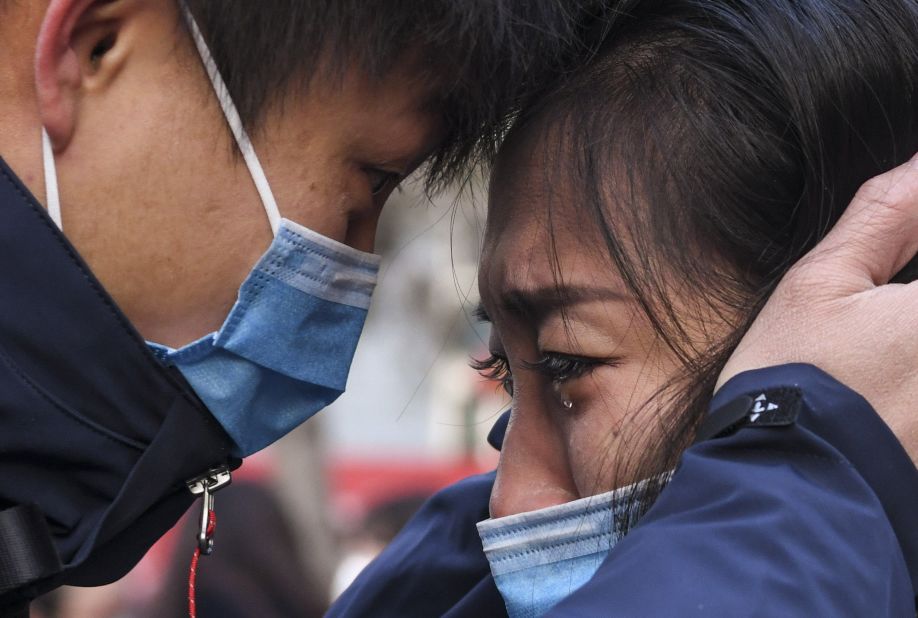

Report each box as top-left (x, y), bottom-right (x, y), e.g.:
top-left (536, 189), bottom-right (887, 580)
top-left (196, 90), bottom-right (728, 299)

top-left (511, 0), bottom-right (918, 514)
top-left (181, 0), bottom-right (608, 191)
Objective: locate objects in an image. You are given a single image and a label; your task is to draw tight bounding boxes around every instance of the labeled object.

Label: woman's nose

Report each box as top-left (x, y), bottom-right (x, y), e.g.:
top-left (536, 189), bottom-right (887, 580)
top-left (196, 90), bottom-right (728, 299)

top-left (489, 404), bottom-right (580, 519)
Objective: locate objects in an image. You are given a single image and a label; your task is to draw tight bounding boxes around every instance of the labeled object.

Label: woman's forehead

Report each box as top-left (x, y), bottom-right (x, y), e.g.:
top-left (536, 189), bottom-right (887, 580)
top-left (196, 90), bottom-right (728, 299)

top-left (487, 121), bottom-right (580, 230)
top-left (486, 115), bottom-right (612, 244)
top-left (480, 116), bottom-right (641, 317)
top-left (481, 195), bottom-right (621, 318)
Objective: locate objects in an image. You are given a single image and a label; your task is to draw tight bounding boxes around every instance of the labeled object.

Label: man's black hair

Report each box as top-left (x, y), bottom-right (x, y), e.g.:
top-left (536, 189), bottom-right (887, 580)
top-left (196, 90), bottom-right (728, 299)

top-left (182, 0), bottom-right (606, 190)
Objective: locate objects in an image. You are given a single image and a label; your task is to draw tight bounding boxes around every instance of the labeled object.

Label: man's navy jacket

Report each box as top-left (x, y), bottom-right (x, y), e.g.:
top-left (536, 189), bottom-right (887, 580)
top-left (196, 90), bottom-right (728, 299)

top-left (0, 158), bottom-right (238, 609)
top-left (330, 364), bottom-right (918, 616)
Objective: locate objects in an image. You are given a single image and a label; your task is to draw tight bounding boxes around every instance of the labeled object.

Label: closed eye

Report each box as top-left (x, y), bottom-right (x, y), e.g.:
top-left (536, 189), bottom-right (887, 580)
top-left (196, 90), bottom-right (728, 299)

top-left (523, 352), bottom-right (620, 384)
top-left (366, 168), bottom-right (402, 195)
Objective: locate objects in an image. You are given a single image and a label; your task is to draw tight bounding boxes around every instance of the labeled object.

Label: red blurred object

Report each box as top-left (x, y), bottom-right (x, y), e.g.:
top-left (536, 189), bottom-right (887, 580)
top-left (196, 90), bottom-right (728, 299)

top-left (327, 457), bottom-right (490, 526)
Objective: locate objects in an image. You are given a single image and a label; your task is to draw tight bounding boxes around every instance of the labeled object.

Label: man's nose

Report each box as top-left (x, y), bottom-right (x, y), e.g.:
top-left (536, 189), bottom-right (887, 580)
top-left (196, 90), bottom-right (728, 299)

top-left (489, 400), bottom-right (580, 519)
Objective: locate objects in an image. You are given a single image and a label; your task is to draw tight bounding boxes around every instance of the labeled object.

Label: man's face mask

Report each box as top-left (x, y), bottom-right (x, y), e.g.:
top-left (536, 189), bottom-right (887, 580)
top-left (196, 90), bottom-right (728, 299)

top-left (40, 4), bottom-right (379, 457)
top-left (478, 476), bottom-right (668, 618)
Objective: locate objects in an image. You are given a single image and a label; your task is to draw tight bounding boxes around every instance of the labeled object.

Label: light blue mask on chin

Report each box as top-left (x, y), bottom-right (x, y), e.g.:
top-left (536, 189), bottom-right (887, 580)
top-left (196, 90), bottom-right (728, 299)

top-left (477, 476), bottom-right (667, 618)
top-left (147, 219), bottom-right (379, 456)
top-left (36, 4), bottom-right (381, 457)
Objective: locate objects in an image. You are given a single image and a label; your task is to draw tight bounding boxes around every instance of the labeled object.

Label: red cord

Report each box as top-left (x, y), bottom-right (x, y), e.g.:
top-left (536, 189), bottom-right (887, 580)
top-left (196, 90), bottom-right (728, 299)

top-left (189, 510), bottom-right (216, 618)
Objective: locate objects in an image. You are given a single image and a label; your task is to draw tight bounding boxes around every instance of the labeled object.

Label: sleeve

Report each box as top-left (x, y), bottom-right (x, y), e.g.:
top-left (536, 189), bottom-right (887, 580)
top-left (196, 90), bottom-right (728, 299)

top-left (327, 471), bottom-right (505, 618)
top-left (548, 363), bottom-right (918, 617)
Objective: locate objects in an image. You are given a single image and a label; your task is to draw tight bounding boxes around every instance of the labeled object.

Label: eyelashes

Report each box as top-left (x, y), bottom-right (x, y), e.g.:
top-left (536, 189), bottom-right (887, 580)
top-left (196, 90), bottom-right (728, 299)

top-left (470, 353), bottom-right (514, 395)
top-left (522, 353), bottom-right (602, 383)
top-left (366, 168), bottom-right (403, 195)
top-left (471, 351), bottom-right (620, 395)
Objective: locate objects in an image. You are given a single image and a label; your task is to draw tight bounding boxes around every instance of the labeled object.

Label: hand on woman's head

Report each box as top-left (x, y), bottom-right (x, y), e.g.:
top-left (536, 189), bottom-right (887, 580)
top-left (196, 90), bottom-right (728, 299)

top-left (719, 153), bottom-right (918, 465)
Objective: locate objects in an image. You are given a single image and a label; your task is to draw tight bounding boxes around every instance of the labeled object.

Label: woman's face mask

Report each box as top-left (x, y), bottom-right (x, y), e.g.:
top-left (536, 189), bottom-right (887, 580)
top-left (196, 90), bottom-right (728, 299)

top-left (478, 476), bottom-right (668, 617)
top-left (40, 6), bottom-right (380, 457)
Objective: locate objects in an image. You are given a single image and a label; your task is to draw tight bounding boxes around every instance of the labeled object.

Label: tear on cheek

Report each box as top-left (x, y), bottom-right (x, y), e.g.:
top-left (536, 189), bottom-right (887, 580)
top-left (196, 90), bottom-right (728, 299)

top-left (552, 381), bottom-right (575, 410)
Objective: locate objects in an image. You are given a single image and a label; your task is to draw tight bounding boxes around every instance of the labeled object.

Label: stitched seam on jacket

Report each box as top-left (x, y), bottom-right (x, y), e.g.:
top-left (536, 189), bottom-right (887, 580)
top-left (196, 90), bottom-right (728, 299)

top-left (713, 445), bottom-right (847, 466)
top-left (0, 343), bottom-right (145, 451)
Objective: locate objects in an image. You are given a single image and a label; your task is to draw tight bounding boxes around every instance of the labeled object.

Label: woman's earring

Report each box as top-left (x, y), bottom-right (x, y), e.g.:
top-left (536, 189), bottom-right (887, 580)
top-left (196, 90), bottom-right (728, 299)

top-left (561, 399), bottom-right (574, 410)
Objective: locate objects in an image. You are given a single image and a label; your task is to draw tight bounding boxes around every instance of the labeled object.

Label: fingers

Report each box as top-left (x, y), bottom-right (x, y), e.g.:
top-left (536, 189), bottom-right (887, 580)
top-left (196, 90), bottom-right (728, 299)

top-left (812, 153), bottom-right (918, 288)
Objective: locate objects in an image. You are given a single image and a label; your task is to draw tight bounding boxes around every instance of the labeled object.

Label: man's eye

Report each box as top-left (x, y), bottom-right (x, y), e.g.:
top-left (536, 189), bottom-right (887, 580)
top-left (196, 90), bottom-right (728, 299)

top-left (366, 168), bottom-right (401, 195)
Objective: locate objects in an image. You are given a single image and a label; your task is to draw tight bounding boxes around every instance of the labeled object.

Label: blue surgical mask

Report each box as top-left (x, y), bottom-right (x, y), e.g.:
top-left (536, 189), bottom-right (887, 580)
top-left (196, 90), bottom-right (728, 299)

top-left (477, 477), bottom-right (666, 618)
top-left (40, 5), bottom-right (379, 457)
top-left (145, 219), bottom-right (378, 456)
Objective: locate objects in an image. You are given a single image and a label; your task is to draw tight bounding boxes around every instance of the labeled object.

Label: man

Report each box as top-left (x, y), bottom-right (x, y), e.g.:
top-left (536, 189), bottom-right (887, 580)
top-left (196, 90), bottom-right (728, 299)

top-left (0, 0), bottom-right (603, 612)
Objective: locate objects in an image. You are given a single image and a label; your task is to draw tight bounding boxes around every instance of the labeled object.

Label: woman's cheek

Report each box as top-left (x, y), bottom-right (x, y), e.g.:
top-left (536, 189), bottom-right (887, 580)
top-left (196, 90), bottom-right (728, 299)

top-left (559, 363), bottom-right (674, 491)
top-left (551, 373), bottom-right (601, 414)
top-left (562, 384), bottom-right (629, 495)
top-left (553, 365), bottom-right (631, 413)
top-left (552, 367), bottom-right (633, 445)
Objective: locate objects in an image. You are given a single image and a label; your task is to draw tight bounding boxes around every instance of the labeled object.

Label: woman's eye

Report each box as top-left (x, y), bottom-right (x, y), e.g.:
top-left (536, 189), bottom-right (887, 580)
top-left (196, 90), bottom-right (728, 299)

top-left (525, 353), bottom-right (614, 385)
top-left (366, 168), bottom-right (401, 195)
top-left (470, 353), bottom-right (514, 396)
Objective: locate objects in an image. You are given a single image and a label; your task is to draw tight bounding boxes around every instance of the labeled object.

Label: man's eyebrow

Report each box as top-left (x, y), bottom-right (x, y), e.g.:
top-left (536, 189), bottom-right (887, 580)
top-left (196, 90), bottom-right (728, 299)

top-left (499, 285), bottom-right (630, 325)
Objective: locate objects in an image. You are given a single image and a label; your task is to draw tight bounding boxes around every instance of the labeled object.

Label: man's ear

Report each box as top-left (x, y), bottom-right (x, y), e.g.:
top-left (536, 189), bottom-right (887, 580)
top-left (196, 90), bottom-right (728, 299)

top-left (35, 0), bottom-right (130, 150)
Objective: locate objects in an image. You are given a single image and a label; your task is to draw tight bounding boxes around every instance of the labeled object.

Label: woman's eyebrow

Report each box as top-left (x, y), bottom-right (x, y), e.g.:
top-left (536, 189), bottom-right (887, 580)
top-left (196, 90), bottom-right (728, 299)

top-left (499, 285), bottom-right (629, 324)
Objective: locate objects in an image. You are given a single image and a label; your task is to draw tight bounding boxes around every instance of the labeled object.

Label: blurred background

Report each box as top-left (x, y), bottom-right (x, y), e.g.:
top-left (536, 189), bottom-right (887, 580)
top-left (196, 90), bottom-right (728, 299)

top-left (32, 173), bottom-right (509, 618)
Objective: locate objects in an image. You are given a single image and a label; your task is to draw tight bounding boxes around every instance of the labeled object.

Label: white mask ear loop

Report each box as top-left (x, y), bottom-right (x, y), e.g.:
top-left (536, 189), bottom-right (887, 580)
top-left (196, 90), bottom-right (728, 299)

top-left (41, 128), bottom-right (63, 230)
top-left (180, 4), bottom-right (282, 237)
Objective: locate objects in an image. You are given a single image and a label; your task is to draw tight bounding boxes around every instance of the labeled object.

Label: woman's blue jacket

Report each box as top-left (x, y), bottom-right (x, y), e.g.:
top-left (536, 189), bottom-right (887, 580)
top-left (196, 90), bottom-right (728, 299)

top-left (330, 364), bottom-right (918, 617)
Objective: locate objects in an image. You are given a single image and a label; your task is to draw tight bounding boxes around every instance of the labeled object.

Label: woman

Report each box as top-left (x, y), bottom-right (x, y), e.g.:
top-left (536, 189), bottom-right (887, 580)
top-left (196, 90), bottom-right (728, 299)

top-left (331, 0), bottom-right (918, 615)
top-left (474, 0), bottom-right (918, 614)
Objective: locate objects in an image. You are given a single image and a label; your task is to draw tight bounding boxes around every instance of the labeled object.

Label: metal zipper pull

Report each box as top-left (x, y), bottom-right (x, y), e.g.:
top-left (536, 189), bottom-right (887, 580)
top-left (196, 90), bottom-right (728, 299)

top-left (186, 466), bottom-right (232, 555)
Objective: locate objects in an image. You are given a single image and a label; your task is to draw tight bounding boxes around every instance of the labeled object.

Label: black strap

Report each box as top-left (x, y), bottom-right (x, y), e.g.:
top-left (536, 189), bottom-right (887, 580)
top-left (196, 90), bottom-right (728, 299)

top-left (694, 395), bottom-right (753, 443)
top-left (695, 387), bottom-right (803, 444)
top-left (0, 504), bottom-right (62, 602)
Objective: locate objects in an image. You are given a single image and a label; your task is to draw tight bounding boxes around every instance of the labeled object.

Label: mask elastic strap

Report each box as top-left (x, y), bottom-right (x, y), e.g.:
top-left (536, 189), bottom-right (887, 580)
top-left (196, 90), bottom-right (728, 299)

top-left (41, 128), bottom-right (63, 230)
top-left (180, 3), bottom-right (282, 237)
